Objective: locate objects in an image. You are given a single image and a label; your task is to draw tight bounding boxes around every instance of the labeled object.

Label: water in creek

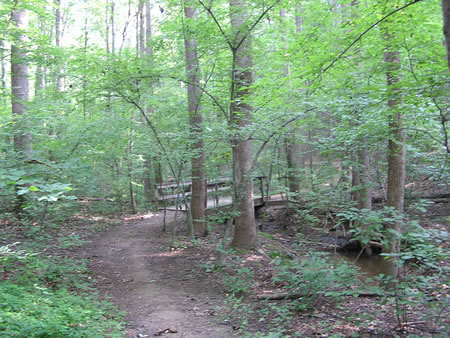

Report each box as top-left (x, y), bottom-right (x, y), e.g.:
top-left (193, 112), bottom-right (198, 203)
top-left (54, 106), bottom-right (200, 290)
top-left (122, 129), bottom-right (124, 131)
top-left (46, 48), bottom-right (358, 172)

top-left (328, 250), bottom-right (396, 281)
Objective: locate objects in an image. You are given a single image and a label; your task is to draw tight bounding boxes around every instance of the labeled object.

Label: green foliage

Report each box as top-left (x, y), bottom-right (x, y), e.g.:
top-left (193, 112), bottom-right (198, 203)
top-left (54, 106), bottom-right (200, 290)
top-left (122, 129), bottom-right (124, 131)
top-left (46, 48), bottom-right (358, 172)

top-left (338, 205), bottom-right (448, 270)
top-left (337, 206), bottom-right (403, 250)
top-left (222, 267), bottom-right (255, 296)
top-left (0, 283), bottom-right (123, 338)
top-left (390, 221), bottom-right (449, 270)
top-left (365, 271), bottom-right (449, 333)
top-left (272, 252), bottom-right (361, 311)
top-left (223, 294), bottom-right (254, 332)
top-left (58, 234), bottom-right (89, 249)
top-left (0, 243), bottom-right (124, 337)
top-left (0, 163), bottom-right (78, 223)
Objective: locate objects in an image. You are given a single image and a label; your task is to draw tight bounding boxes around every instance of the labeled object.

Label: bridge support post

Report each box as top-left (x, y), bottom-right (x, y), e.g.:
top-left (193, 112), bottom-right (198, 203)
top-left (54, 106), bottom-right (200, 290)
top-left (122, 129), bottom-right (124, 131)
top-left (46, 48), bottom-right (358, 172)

top-left (259, 177), bottom-right (264, 202)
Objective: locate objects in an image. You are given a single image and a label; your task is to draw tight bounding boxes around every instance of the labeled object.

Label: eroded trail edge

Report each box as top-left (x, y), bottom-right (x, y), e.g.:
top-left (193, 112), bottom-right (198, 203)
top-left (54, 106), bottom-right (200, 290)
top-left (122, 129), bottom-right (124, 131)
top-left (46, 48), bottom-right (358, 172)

top-left (82, 211), bottom-right (232, 338)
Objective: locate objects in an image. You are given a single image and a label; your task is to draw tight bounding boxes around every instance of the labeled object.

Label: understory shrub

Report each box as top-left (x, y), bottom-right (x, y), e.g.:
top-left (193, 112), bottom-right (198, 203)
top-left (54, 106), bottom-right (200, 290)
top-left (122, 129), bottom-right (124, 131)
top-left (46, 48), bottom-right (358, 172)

top-left (0, 282), bottom-right (123, 337)
top-left (272, 252), bottom-right (361, 311)
top-left (0, 243), bottom-right (124, 337)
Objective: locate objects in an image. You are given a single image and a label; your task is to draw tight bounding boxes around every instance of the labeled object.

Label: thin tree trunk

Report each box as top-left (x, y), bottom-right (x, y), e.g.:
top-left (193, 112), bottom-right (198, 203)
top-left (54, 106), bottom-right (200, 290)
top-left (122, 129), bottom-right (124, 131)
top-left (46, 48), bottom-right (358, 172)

top-left (49, 0), bottom-right (63, 161)
top-left (443, 0), bottom-right (450, 69)
top-left (359, 148), bottom-right (372, 210)
top-left (55, 0), bottom-right (63, 93)
top-left (140, 0), bottom-right (158, 208)
top-left (35, 65), bottom-right (45, 95)
top-left (0, 40), bottom-right (5, 90)
top-left (111, 0), bottom-right (115, 54)
top-left (143, 158), bottom-right (157, 207)
top-left (138, 1), bottom-right (145, 56)
top-left (82, 17), bottom-right (88, 119)
top-left (357, 147), bottom-right (373, 255)
top-left (11, 9), bottom-right (31, 158)
top-left (128, 112), bottom-right (137, 214)
top-left (184, 3), bottom-right (207, 236)
top-left (145, 0), bottom-right (151, 55)
top-left (351, 154), bottom-right (361, 206)
top-left (229, 0), bottom-right (258, 249)
top-left (105, 0), bottom-right (110, 53)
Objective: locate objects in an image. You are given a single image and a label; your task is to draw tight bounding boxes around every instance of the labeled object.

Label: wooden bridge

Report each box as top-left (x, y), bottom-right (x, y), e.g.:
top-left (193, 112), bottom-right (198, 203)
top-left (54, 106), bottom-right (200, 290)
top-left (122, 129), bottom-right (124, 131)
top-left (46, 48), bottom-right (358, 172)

top-left (155, 176), bottom-right (287, 213)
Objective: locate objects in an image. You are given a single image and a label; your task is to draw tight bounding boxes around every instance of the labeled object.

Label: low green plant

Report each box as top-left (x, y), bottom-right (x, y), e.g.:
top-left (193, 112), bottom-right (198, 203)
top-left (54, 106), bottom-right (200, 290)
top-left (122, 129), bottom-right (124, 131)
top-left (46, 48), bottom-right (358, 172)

top-left (395, 220), bottom-right (449, 270)
top-left (272, 252), bottom-right (361, 311)
top-left (365, 270), bottom-right (449, 335)
top-left (0, 243), bottom-right (125, 337)
top-left (337, 206), bottom-right (403, 251)
top-left (58, 234), bottom-right (89, 249)
top-left (222, 267), bottom-right (255, 296)
top-left (222, 294), bottom-right (254, 332)
top-left (0, 282), bottom-right (123, 337)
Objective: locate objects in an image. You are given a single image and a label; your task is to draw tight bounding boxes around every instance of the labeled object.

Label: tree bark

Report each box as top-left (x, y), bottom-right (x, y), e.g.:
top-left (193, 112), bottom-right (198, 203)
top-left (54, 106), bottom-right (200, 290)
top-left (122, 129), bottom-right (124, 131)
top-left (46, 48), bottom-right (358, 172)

top-left (358, 148), bottom-right (372, 210)
top-left (229, 0), bottom-right (258, 249)
top-left (280, 8), bottom-right (301, 195)
top-left (443, 0), bottom-right (450, 69)
top-left (351, 154), bottom-right (361, 206)
top-left (184, 3), bottom-right (207, 236)
top-left (111, 0), bottom-right (116, 54)
top-left (11, 9), bottom-right (32, 158)
top-left (128, 112), bottom-right (137, 214)
top-left (384, 31), bottom-right (405, 278)
top-left (145, 0), bottom-right (151, 55)
top-left (55, 0), bottom-right (63, 93)
top-left (138, 1), bottom-right (145, 56)
top-left (141, 0), bottom-right (158, 208)
top-left (1, 40), bottom-right (7, 91)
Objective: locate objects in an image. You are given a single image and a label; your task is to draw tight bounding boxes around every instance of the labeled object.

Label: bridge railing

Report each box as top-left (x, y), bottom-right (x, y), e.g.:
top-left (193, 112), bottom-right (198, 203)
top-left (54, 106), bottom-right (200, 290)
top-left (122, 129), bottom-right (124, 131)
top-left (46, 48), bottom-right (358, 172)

top-left (155, 176), bottom-right (266, 208)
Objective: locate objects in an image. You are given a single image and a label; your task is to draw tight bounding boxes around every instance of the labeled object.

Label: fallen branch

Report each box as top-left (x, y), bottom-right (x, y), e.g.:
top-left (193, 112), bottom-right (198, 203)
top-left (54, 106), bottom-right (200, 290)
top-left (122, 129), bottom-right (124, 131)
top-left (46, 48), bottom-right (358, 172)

top-left (256, 291), bottom-right (382, 301)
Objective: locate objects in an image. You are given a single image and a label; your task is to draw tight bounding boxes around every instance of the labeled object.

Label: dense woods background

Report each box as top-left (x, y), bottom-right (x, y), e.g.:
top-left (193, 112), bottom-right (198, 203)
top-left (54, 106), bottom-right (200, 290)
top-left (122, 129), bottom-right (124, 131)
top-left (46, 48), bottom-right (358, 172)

top-left (0, 0), bottom-right (448, 336)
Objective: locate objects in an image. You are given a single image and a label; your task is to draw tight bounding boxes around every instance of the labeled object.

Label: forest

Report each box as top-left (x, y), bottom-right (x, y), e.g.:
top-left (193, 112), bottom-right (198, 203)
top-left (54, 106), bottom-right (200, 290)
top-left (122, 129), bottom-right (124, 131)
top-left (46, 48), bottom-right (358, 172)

top-left (1, 0), bottom-right (449, 336)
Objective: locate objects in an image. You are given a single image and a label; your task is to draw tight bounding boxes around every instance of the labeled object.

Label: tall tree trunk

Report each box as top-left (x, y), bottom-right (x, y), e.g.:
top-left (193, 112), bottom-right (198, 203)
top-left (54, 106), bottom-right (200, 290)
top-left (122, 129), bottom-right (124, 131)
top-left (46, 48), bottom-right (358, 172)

top-left (145, 0), bottom-right (151, 55)
top-left (111, 0), bottom-right (116, 54)
top-left (1, 40), bottom-right (7, 91)
top-left (143, 158), bottom-right (157, 207)
top-left (280, 8), bottom-right (301, 195)
top-left (354, 147), bottom-right (374, 255)
top-left (55, 0), bottom-right (63, 93)
top-left (384, 32), bottom-right (405, 278)
top-left (82, 16), bottom-right (88, 119)
top-left (138, 1), bottom-right (145, 56)
top-left (348, 0), bottom-right (372, 213)
top-left (443, 0), bottom-right (450, 69)
top-left (11, 9), bottom-right (31, 158)
top-left (184, 3), bottom-right (207, 236)
top-left (229, 0), bottom-right (258, 249)
top-left (285, 136), bottom-right (302, 194)
top-left (11, 9), bottom-right (31, 217)
top-left (48, 0), bottom-right (63, 161)
top-left (141, 0), bottom-right (158, 208)
top-left (128, 112), bottom-right (137, 214)
top-left (105, 0), bottom-right (110, 53)
top-left (351, 154), bottom-right (361, 206)
top-left (35, 65), bottom-right (45, 95)
top-left (359, 148), bottom-right (372, 210)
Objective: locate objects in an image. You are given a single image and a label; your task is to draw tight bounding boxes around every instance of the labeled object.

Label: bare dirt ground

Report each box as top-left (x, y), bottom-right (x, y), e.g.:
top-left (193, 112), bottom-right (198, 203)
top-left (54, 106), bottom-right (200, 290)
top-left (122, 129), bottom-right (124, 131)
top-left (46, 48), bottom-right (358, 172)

top-left (80, 211), bottom-right (233, 338)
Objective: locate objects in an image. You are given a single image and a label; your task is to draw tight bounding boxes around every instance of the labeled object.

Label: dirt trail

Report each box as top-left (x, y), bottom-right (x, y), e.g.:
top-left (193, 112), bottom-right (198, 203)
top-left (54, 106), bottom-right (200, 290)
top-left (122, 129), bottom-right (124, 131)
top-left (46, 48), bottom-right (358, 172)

top-left (83, 211), bottom-right (233, 337)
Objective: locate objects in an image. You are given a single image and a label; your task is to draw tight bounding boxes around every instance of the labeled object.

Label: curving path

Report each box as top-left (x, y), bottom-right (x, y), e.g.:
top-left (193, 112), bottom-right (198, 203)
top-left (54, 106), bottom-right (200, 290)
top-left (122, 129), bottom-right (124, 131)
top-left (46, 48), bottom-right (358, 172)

top-left (83, 211), bottom-right (233, 337)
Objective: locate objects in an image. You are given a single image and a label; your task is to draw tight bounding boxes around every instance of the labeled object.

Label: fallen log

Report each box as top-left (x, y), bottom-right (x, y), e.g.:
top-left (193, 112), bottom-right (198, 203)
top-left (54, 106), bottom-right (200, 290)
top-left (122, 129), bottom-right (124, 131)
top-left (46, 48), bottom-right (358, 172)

top-left (373, 193), bottom-right (449, 204)
top-left (256, 291), bottom-right (382, 301)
